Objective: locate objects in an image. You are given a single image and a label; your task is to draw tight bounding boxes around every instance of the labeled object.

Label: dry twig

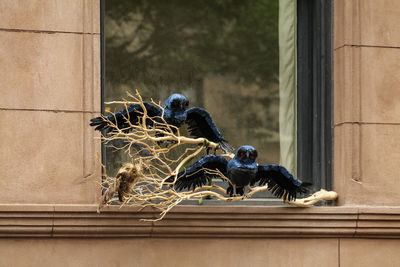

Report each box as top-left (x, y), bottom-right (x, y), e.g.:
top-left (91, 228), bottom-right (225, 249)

top-left (96, 91), bottom-right (338, 221)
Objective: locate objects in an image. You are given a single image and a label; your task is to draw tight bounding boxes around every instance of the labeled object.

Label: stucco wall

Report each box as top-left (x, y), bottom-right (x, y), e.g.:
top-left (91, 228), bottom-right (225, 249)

top-left (334, 0), bottom-right (400, 206)
top-left (1, 0), bottom-right (400, 266)
top-left (1, 237), bottom-right (400, 267)
top-left (0, 0), bottom-right (101, 204)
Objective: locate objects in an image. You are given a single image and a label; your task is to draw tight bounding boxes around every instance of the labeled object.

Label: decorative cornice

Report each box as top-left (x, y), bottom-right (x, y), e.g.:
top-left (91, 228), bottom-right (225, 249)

top-left (0, 205), bottom-right (400, 238)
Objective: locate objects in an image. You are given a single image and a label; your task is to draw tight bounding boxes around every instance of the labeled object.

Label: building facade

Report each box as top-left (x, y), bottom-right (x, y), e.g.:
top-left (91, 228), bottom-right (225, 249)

top-left (1, 0), bottom-right (400, 266)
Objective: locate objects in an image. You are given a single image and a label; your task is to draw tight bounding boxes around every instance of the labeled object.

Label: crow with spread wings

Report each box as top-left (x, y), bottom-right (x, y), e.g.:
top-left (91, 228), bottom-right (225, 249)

top-left (172, 145), bottom-right (311, 201)
top-left (89, 93), bottom-right (234, 153)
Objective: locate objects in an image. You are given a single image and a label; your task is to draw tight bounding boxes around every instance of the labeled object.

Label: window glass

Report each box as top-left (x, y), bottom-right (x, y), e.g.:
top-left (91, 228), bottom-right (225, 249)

top-left (104, 0), bottom-right (280, 182)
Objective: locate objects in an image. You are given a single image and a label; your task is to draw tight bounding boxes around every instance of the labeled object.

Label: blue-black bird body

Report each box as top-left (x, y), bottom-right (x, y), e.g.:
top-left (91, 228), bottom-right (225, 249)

top-left (173, 145), bottom-right (311, 201)
top-left (162, 93), bottom-right (188, 127)
top-left (226, 145), bottom-right (258, 195)
top-left (90, 94), bottom-right (233, 153)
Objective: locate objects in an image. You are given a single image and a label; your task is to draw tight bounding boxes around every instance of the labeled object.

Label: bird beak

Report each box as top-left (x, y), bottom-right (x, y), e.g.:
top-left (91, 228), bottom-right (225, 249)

top-left (246, 151), bottom-right (250, 158)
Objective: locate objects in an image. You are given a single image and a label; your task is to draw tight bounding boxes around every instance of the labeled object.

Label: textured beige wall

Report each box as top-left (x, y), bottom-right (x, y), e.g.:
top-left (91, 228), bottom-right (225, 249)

top-left (334, 0), bottom-right (400, 205)
top-left (1, 238), bottom-right (400, 267)
top-left (1, 0), bottom-right (400, 266)
top-left (0, 238), bottom-right (339, 267)
top-left (0, 0), bottom-right (101, 204)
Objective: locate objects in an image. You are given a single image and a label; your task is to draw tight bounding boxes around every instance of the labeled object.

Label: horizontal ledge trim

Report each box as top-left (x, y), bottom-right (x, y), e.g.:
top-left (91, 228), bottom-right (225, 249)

top-left (334, 44), bottom-right (400, 51)
top-left (0, 27), bottom-right (100, 35)
top-left (0, 205), bottom-right (400, 238)
top-left (334, 121), bottom-right (400, 127)
top-left (0, 108), bottom-right (101, 114)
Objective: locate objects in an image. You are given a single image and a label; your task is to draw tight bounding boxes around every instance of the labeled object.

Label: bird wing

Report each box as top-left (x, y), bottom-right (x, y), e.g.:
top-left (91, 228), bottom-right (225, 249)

top-left (90, 102), bottom-right (162, 132)
top-left (173, 155), bottom-right (229, 191)
top-left (185, 107), bottom-right (234, 153)
top-left (255, 165), bottom-right (311, 201)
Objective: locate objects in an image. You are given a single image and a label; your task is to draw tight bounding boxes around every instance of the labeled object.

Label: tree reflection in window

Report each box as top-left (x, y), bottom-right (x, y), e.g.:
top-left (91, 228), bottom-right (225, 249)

top-left (104, 0), bottom-right (279, 177)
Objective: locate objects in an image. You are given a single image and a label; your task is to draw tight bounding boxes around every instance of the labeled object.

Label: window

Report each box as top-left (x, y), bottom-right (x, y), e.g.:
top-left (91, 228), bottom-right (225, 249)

top-left (100, 0), bottom-right (332, 204)
top-left (297, 0), bottom-right (332, 192)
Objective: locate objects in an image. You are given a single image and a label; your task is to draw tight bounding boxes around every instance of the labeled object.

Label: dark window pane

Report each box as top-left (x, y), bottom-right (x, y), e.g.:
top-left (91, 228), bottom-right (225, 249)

top-left (104, 0), bottom-right (280, 179)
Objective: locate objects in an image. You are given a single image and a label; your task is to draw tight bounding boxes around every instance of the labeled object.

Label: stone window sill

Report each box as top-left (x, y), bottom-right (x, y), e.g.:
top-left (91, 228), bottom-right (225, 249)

top-left (1, 204), bottom-right (400, 238)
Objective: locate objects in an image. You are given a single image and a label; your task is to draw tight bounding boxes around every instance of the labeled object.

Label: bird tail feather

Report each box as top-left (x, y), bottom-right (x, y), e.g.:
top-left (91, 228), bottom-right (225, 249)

top-left (219, 140), bottom-right (234, 154)
top-left (298, 182), bottom-right (312, 194)
top-left (90, 116), bottom-right (109, 131)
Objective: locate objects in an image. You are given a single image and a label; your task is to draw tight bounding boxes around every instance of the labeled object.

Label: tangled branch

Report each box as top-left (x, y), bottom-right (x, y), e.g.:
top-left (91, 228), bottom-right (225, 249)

top-left (96, 91), bottom-right (338, 221)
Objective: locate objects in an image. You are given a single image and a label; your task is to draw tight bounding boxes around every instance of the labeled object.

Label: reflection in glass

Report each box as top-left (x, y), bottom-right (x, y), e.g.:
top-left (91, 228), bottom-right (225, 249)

top-left (105, 0), bottom-right (279, 176)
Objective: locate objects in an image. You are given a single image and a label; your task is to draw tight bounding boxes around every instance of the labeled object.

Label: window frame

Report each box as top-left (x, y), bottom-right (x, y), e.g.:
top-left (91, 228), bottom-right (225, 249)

top-left (100, 0), bottom-right (106, 170)
top-left (297, 0), bottom-right (333, 192)
top-left (99, 0), bottom-right (333, 202)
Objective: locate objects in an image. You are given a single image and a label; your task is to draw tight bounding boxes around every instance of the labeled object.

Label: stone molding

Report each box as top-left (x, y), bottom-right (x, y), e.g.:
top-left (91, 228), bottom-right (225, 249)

top-left (1, 205), bottom-right (400, 238)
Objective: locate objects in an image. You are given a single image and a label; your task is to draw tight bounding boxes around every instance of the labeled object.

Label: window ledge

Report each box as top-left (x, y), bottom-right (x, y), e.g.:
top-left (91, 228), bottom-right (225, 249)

top-left (1, 204), bottom-right (400, 238)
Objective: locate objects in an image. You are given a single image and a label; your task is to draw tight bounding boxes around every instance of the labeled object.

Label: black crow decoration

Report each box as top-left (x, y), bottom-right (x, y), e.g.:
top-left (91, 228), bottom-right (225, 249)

top-left (172, 145), bottom-right (311, 201)
top-left (90, 94), bottom-right (234, 153)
